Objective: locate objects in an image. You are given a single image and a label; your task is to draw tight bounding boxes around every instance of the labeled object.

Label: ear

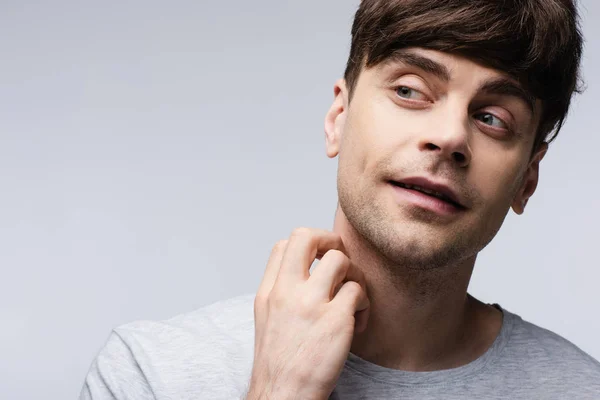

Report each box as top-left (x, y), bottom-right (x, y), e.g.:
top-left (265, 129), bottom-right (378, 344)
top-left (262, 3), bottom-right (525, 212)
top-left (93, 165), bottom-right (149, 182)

top-left (324, 78), bottom-right (349, 158)
top-left (511, 142), bottom-right (548, 215)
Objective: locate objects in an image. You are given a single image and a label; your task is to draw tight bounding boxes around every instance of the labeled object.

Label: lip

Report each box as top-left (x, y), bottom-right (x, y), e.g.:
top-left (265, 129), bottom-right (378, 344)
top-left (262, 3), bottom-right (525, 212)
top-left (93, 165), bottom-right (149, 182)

top-left (390, 176), bottom-right (466, 209)
top-left (390, 183), bottom-right (465, 216)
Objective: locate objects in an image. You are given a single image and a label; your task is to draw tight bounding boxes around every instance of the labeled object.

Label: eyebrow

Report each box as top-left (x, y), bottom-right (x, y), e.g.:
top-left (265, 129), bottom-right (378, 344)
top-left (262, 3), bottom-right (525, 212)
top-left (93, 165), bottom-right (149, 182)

top-left (384, 49), bottom-right (536, 113)
top-left (384, 49), bottom-right (452, 83)
top-left (477, 78), bottom-right (536, 113)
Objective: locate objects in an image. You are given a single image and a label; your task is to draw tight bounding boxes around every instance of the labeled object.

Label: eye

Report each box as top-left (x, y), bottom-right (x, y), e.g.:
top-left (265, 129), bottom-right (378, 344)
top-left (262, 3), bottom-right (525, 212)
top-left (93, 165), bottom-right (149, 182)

top-left (395, 86), bottom-right (428, 101)
top-left (474, 113), bottom-right (507, 129)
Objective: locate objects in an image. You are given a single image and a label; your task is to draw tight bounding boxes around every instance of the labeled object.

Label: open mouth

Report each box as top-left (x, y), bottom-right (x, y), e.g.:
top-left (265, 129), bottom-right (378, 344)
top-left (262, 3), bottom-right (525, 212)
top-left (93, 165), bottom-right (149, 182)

top-left (389, 180), bottom-right (465, 210)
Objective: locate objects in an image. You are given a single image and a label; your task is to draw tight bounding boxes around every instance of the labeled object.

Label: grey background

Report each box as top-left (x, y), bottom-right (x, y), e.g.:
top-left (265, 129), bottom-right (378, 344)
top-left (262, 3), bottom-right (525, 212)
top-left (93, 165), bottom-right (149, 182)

top-left (0, 1), bottom-right (598, 398)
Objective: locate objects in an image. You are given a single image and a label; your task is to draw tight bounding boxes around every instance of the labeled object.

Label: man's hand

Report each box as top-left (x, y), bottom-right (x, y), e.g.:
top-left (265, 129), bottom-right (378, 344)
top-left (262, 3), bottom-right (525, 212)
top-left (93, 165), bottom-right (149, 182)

top-left (246, 228), bottom-right (370, 400)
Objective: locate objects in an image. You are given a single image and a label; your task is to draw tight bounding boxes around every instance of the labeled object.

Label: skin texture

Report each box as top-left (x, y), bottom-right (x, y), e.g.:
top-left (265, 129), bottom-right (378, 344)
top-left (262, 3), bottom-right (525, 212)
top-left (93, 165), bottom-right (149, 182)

top-left (329, 47), bottom-right (544, 273)
top-left (325, 48), bottom-right (547, 370)
top-left (249, 229), bottom-right (370, 400)
top-left (248, 47), bottom-right (549, 399)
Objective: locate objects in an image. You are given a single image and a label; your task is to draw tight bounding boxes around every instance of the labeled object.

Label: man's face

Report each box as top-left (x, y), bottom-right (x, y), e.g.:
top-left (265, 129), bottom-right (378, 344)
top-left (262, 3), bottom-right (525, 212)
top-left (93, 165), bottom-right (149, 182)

top-left (325, 47), bottom-right (547, 270)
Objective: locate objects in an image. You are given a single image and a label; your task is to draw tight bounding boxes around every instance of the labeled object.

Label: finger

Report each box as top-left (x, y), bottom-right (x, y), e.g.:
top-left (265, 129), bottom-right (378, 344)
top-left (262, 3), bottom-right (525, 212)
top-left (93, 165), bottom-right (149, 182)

top-left (256, 240), bottom-right (288, 299)
top-left (308, 249), bottom-right (351, 301)
top-left (331, 280), bottom-right (370, 316)
top-left (312, 251), bottom-right (367, 304)
top-left (277, 227), bottom-right (347, 284)
top-left (339, 259), bottom-right (367, 300)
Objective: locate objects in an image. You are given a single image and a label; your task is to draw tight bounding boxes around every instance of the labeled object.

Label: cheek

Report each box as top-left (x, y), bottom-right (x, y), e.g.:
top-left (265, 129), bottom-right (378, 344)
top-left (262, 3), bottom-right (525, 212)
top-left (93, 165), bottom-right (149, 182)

top-left (346, 99), bottom-right (415, 173)
top-left (337, 120), bottom-right (370, 193)
top-left (471, 152), bottom-right (525, 209)
top-left (339, 105), bottom-right (385, 178)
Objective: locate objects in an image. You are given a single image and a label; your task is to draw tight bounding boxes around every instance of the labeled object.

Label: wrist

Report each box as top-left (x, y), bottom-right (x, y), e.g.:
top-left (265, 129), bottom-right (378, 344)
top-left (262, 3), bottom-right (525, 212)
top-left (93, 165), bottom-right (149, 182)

top-left (246, 380), bottom-right (326, 400)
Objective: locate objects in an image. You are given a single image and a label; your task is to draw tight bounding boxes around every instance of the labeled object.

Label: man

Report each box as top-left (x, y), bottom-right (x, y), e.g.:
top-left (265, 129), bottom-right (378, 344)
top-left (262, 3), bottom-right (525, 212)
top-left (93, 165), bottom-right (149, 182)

top-left (80, 0), bottom-right (600, 399)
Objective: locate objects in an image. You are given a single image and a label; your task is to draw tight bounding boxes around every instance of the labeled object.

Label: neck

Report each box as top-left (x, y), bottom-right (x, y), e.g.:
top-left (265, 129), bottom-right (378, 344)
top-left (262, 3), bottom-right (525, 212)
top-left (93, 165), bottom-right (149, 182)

top-left (332, 205), bottom-right (501, 371)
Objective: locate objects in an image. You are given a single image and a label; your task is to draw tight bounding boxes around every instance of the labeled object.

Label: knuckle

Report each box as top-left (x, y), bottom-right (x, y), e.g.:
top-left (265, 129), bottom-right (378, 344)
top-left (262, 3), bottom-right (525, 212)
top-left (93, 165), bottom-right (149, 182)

top-left (268, 286), bottom-right (314, 317)
top-left (254, 293), bottom-right (267, 315)
top-left (272, 239), bottom-right (288, 253)
top-left (266, 286), bottom-right (287, 309)
top-left (297, 293), bottom-right (320, 318)
top-left (290, 227), bottom-right (312, 240)
top-left (297, 294), bottom-right (312, 315)
top-left (254, 292), bottom-right (268, 306)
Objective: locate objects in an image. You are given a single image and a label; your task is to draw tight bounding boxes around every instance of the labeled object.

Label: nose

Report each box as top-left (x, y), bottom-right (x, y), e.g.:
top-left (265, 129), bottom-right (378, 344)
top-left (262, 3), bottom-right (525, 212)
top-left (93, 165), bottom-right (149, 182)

top-left (418, 110), bottom-right (472, 168)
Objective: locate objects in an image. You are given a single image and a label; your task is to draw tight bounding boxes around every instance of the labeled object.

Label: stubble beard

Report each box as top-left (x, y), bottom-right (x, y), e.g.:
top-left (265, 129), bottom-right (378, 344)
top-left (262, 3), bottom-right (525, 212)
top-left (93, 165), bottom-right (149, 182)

top-left (337, 177), bottom-right (485, 276)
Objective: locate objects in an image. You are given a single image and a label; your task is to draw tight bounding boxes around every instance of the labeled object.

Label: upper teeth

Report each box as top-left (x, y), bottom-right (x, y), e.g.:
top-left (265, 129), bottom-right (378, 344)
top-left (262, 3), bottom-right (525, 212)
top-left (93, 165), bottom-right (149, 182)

top-left (400, 183), bottom-right (450, 201)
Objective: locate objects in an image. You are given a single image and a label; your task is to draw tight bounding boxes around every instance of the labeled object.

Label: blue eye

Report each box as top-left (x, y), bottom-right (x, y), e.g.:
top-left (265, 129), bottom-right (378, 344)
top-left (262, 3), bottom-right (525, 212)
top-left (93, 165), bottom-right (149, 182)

top-left (396, 86), bottom-right (425, 100)
top-left (475, 113), bottom-right (507, 129)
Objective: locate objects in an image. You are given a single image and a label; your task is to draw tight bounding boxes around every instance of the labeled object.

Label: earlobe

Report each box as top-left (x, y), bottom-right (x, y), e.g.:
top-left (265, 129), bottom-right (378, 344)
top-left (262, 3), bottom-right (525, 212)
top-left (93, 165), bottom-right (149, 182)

top-left (324, 79), bottom-right (348, 158)
top-left (511, 142), bottom-right (548, 215)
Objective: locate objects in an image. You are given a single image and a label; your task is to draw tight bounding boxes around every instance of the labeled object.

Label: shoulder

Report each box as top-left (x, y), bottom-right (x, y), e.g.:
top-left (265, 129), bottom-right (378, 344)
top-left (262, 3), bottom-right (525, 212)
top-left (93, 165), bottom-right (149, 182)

top-left (120, 292), bottom-right (256, 338)
top-left (80, 293), bottom-right (256, 399)
top-left (513, 313), bottom-right (600, 369)
top-left (500, 308), bottom-right (600, 394)
top-left (117, 292), bottom-right (256, 362)
top-left (114, 292), bottom-right (256, 355)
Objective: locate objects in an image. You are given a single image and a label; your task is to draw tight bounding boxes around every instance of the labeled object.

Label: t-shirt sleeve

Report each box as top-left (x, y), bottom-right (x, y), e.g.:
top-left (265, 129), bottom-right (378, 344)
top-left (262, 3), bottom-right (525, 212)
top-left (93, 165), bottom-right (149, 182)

top-left (79, 330), bottom-right (156, 400)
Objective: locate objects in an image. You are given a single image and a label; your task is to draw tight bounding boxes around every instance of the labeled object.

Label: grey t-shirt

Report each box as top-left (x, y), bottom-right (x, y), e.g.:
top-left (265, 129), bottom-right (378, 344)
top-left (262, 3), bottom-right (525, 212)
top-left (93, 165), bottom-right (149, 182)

top-left (80, 294), bottom-right (600, 399)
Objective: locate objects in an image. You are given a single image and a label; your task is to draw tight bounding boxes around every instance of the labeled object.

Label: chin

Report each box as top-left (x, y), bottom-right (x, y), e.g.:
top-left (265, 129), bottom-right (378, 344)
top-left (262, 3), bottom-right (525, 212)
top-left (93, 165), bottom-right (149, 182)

top-left (354, 213), bottom-right (469, 269)
top-left (338, 185), bottom-right (482, 269)
top-left (385, 230), bottom-right (468, 270)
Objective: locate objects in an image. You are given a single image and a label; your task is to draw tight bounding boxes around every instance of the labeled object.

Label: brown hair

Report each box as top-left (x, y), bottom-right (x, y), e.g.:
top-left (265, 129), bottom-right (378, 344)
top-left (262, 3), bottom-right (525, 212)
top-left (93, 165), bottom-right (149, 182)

top-left (344, 0), bottom-right (584, 156)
